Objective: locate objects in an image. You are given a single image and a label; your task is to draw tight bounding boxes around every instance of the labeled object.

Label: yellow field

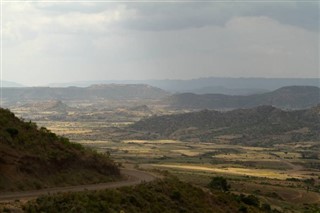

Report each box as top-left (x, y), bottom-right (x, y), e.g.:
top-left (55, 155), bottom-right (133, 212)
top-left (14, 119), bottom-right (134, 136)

top-left (123, 140), bottom-right (182, 144)
top-left (151, 164), bottom-right (294, 179)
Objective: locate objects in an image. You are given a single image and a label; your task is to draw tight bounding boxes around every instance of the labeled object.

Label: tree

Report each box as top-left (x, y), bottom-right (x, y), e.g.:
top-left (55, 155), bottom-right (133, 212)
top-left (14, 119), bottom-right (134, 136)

top-left (208, 176), bottom-right (230, 192)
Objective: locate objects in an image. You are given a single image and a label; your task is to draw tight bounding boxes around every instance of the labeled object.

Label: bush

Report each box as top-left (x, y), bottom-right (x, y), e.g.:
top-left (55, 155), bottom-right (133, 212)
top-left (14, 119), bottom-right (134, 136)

top-left (240, 194), bottom-right (260, 207)
top-left (6, 128), bottom-right (19, 138)
top-left (208, 176), bottom-right (230, 192)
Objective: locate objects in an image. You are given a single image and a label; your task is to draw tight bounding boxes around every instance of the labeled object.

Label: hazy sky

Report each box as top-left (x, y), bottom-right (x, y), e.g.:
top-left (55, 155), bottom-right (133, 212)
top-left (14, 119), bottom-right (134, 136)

top-left (2, 1), bottom-right (319, 86)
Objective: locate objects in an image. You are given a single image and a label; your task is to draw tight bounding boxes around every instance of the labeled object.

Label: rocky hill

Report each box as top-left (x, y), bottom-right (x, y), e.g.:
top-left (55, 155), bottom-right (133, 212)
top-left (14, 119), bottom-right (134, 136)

top-left (164, 86), bottom-right (320, 110)
top-left (0, 108), bottom-right (120, 192)
top-left (130, 105), bottom-right (320, 146)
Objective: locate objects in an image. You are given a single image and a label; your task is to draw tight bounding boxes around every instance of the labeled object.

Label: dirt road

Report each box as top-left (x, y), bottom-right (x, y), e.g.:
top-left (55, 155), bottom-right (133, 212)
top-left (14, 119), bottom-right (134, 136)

top-left (0, 169), bottom-right (156, 203)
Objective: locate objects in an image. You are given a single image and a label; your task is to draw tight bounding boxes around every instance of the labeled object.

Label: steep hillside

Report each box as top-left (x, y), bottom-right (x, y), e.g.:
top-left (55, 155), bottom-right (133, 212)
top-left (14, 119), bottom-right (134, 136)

top-left (0, 108), bottom-right (120, 192)
top-left (164, 86), bottom-right (320, 110)
top-left (130, 105), bottom-right (320, 146)
top-left (252, 86), bottom-right (320, 109)
top-left (2, 84), bottom-right (169, 103)
top-left (23, 177), bottom-right (267, 213)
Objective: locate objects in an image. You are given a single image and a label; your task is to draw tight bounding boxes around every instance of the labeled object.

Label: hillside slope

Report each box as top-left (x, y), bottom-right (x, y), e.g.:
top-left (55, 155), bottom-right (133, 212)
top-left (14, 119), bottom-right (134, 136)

top-left (130, 105), bottom-right (320, 146)
top-left (0, 109), bottom-right (120, 192)
top-left (164, 86), bottom-right (320, 109)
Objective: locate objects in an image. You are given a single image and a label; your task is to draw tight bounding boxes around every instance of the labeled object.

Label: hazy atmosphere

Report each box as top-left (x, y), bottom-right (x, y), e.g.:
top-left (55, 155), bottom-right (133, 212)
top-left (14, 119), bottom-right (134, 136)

top-left (2, 1), bottom-right (319, 86)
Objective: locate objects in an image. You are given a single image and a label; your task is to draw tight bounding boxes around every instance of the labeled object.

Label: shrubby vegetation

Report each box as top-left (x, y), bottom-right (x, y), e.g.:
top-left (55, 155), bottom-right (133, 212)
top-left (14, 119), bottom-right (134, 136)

top-left (23, 177), bottom-right (270, 213)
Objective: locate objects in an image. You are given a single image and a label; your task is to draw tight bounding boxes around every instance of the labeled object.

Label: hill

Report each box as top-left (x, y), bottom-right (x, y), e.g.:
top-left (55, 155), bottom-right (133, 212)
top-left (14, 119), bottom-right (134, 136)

top-left (21, 100), bottom-right (73, 112)
top-left (130, 105), bottom-right (320, 146)
top-left (23, 177), bottom-right (268, 213)
top-left (0, 108), bottom-right (120, 192)
top-left (128, 104), bottom-right (152, 112)
top-left (2, 84), bottom-right (169, 103)
top-left (164, 86), bottom-right (320, 110)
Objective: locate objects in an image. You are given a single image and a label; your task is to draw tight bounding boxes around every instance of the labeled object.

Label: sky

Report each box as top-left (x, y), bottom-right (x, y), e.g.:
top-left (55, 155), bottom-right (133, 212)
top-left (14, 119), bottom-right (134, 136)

top-left (1, 1), bottom-right (319, 86)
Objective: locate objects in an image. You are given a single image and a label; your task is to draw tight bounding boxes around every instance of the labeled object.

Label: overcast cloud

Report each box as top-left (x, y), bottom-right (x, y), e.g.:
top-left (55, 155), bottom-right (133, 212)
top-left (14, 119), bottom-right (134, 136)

top-left (2, 1), bottom-right (319, 86)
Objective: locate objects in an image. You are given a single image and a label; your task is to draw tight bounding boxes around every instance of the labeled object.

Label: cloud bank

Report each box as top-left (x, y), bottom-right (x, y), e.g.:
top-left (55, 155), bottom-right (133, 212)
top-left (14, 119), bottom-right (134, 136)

top-left (2, 2), bottom-right (319, 86)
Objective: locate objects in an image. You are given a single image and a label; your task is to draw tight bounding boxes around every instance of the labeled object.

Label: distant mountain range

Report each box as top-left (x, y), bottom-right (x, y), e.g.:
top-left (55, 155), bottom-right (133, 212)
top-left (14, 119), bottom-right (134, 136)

top-left (2, 84), bottom-right (319, 110)
top-left (2, 84), bottom-right (169, 103)
top-left (47, 77), bottom-right (319, 94)
top-left (3, 77), bottom-right (319, 95)
top-left (163, 86), bottom-right (320, 110)
top-left (130, 105), bottom-right (320, 146)
top-left (1, 80), bottom-right (25, 87)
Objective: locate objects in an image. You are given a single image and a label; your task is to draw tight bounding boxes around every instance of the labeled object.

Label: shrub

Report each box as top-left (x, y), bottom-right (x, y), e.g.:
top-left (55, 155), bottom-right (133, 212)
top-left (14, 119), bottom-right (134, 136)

top-left (6, 128), bottom-right (19, 138)
top-left (240, 194), bottom-right (260, 207)
top-left (208, 176), bottom-right (230, 192)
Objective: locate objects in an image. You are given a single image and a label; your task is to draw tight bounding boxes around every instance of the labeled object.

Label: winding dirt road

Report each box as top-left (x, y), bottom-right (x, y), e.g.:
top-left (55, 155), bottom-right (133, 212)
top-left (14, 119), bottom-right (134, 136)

top-left (0, 169), bottom-right (156, 203)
